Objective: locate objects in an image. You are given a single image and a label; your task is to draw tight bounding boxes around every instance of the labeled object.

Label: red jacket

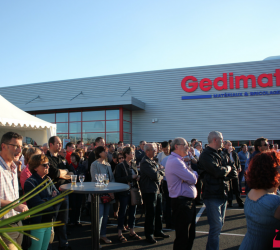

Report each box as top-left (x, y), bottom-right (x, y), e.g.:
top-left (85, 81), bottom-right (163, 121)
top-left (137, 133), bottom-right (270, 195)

top-left (66, 151), bottom-right (72, 164)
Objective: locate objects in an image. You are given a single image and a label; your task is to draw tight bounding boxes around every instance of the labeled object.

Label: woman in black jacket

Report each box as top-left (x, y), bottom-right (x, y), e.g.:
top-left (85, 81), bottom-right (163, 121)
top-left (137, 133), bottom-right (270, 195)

top-left (24, 154), bottom-right (59, 250)
top-left (114, 146), bottom-right (141, 242)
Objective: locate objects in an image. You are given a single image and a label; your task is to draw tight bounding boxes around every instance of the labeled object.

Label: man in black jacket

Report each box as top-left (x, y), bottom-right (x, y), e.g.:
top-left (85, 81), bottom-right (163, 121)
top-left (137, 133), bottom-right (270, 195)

top-left (46, 136), bottom-right (74, 250)
top-left (223, 140), bottom-right (244, 207)
top-left (199, 131), bottom-right (237, 250)
top-left (140, 143), bottom-right (169, 244)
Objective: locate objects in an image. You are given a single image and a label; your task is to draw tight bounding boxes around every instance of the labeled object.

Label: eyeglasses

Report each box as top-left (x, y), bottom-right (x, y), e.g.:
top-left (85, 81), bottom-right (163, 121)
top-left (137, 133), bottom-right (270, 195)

top-left (5, 143), bottom-right (23, 150)
top-left (118, 157), bottom-right (124, 160)
top-left (41, 163), bottom-right (50, 168)
top-left (263, 143), bottom-right (269, 147)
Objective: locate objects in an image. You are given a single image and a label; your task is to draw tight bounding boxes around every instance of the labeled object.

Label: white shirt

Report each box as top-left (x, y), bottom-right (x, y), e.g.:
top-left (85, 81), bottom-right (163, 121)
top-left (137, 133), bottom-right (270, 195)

top-left (194, 149), bottom-right (201, 158)
top-left (157, 152), bottom-right (168, 165)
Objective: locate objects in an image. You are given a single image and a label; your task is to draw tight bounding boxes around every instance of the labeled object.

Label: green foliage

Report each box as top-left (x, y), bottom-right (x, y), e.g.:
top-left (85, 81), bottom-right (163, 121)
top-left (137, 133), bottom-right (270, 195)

top-left (0, 178), bottom-right (72, 250)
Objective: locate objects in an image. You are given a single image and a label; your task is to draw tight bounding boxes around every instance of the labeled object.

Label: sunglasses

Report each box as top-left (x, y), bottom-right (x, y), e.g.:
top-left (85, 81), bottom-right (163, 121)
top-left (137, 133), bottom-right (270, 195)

top-left (118, 157), bottom-right (124, 160)
top-left (263, 143), bottom-right (269, 146)
top-left (41, 163), bottom-right (50, 168)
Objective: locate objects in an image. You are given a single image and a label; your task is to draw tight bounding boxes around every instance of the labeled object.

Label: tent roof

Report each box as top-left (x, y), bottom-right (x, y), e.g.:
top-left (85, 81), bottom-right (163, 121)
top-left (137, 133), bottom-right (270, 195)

top-left (0, 95), bottom-right (56, 130)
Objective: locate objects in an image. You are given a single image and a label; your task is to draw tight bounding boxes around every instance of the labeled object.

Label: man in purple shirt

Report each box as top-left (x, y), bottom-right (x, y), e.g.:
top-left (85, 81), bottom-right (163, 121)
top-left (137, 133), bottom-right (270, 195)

top-left (165, 137), bottom-right (198, 250)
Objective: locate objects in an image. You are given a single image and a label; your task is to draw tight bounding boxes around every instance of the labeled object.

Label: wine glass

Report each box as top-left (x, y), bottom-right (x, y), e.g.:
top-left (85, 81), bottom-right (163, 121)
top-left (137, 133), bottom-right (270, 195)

top-left (99, 174), bottom-right (104, 186)
top-left (95, 174), bottom-right (99, 187)
top-left (79, 175), bottom-right (85, 187)
top-left (104, 177), bottom-right (109, 187)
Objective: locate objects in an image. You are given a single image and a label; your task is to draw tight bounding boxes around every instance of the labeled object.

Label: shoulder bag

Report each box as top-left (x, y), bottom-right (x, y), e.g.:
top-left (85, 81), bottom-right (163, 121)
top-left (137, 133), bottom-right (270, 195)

top-left (122, 163), bottom-right (142, 206)
top-left (98, 164), bottom-right (113, 204)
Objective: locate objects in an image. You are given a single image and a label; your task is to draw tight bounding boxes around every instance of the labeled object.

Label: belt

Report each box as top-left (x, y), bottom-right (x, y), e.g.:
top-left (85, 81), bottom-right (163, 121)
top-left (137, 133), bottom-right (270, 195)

top-left (175, 196), bottom-right (194, 201)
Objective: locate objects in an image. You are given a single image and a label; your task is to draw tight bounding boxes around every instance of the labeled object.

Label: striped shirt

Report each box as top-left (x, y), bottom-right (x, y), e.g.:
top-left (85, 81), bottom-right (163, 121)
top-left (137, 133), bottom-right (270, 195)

top-left (0, 156), bottom-right (19, 219)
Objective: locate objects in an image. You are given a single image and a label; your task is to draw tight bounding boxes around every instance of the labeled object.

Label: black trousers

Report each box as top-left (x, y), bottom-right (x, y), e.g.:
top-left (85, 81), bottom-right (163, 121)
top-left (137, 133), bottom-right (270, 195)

top-left (142, 193), bottom-right (163, 237)
top-left (228, 178), bottom-right (243, 204)
top-left (195, 176), bottom-right (203, 202)
top-left (162, 180), bottom-right (172, 227)
top-left (171, 197), bottom-right (196, 250)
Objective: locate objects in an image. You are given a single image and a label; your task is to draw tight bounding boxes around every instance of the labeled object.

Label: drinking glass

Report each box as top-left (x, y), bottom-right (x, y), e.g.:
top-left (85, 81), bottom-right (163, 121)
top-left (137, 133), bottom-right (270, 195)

top-left (79, 175), bottom-right (85, 187)
top-left (103, 177), bottom-right (109, 187)
top-left (95, 174), bottom-right (99, 187)
top-left (71, 175), bottom-right (77, 185)
top-left (99, 174), bottom-right (104, 186)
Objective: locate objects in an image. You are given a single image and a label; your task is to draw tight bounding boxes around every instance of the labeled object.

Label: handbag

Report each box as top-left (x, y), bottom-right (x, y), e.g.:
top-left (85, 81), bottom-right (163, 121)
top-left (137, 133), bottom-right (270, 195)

top-left (100, 194), bottom-right (113, 203)
top-left (98, 165), bottom-right (113, 204)
top-left (122, 163), bottom-right (142, 206)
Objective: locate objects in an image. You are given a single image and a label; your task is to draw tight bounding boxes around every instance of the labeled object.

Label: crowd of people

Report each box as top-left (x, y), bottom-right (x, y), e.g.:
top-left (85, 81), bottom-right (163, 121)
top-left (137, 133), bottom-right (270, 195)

top-left (0, 131), bottom-right (279, 250)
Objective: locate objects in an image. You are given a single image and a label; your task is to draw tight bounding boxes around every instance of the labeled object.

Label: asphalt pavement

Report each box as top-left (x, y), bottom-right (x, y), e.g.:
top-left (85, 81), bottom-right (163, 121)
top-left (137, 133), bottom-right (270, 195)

top-left (51, 195), bottom-right (247, 250)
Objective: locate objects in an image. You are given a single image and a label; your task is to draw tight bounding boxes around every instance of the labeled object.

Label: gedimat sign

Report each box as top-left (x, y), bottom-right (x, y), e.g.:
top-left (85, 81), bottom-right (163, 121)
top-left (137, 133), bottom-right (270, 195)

top-left (181, 69), bottom-right (280, 93)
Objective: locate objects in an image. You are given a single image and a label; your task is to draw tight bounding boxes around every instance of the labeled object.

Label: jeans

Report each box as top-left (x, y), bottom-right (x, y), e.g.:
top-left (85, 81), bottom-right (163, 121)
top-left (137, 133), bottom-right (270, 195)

top-left (29, 227), bottom-right (52, 250)
top-left (238, 165), bottom-right (245, 192)
top-left (117, 195), bottom-right (137, 230)
top-left (203, 199), bottom-right (227, 250)
top-left (99, 202), bottom-right (110, 237)
top-left (53, 195), bottom-right (69, 248)
top-left (171, 198), bottom-right (196, 250)
top-left (142, 193), bottom-right (163, 238)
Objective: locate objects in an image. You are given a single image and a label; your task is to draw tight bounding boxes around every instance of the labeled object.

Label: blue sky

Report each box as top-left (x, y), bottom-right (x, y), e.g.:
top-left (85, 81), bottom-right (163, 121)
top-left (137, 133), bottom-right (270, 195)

top-left (0, 0), bottom-right (279, 87)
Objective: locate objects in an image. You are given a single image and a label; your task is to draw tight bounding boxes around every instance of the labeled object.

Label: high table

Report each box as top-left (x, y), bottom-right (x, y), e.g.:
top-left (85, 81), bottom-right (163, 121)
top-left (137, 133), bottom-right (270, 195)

top-left (59, 182), bottom-right (130, 250)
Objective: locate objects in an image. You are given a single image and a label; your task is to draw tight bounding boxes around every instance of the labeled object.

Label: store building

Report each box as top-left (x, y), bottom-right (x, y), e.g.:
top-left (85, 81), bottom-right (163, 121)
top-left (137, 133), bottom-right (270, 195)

top-left (0, 58), bottom-right (279, 147)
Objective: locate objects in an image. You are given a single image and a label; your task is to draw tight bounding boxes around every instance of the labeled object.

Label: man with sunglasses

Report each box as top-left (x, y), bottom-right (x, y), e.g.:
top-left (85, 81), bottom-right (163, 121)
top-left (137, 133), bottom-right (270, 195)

top-left (0, 132), bottom-right (29, 250)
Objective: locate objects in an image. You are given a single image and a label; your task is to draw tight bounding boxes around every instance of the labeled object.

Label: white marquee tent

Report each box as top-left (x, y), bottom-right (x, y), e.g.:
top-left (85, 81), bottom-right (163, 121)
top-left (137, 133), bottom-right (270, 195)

top-left (0, 95), bottom-right (56, 145)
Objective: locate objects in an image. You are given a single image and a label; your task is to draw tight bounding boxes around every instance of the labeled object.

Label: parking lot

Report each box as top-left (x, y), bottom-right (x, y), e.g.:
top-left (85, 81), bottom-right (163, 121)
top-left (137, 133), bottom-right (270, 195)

top-left (52, 195), bottom-right (247, 250)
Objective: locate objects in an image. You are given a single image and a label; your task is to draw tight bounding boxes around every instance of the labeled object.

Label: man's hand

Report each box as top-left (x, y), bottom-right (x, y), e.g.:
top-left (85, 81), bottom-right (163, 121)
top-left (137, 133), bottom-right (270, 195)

top-left (136, 175), bottom-right (140, 182)
top-left (132, 174), bottom-right (138, 179)
top-left (159, 165), bottom-right (165, 170)
top-left (14, 204), bottom-right (29, 213)
top-left (109, 193), bottom-right (114, 200)
top-left (52, 191), bottom-right (57, 197)
top-left (62, 175), bottom-right (72, 180)
top-left (184, 157), bottom-right (191, 162)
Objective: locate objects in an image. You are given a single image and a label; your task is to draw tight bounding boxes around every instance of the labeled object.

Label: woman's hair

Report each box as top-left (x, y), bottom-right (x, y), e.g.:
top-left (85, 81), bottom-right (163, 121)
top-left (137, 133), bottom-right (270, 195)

top-left (71, 152), bottom-right (80, 163)
top-left (122, 146), bottom-right (133, 159)
top-left (28, 154), bottom-right (49, 174)
top-left (246, 151), bottom-right (280, 189)
top-left (22, 148), bottom-right (28, 158)
top-left (95, 146), bottom-right (105, 159)
top-left (25, 147), bottom-right (42, 165)
top-left (75, 148), bottom-right (84, 156)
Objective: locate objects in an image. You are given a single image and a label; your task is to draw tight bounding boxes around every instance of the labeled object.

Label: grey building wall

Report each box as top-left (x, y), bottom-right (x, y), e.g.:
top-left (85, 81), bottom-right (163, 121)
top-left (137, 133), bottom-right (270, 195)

top-left (0, 59), bottom-right (279, 145)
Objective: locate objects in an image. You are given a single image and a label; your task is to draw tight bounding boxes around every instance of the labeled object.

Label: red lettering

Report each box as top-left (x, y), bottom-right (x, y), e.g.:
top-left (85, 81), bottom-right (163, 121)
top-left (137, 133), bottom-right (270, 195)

top-left (181, 76), bottom-right (198, 93)
top-left (213, 73), bottom-right (228, 91)
top-left (199, 78), bottom-right (212, 91)
top-left (229, 73), bottom-right (234, 89)
top-left (258, 74), bottom-right (273, 87)
top-left (181, 69), bottom-right (280, 93)
top-left (274, 69), bottom-right (280, 86)
top-left (235, 75), bottom-right (256, 89)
